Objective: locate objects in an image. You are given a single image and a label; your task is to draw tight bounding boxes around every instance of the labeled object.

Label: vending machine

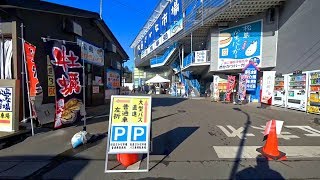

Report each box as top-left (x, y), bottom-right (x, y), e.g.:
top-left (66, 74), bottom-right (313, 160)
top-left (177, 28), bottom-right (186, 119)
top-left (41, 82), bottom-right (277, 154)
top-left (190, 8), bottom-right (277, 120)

top-left (307, 70), bottom-right (320, 114)
top-left (272, 74), bottom-right (287, 107)
top-left (286, 71), bottom-right (308, 111)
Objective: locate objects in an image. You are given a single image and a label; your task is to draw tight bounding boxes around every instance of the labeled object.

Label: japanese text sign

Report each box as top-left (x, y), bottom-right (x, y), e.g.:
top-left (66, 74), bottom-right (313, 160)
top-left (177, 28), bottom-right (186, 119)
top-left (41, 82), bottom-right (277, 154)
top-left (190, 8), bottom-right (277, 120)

top-left (238, 74), bottom-right (248, 100)
top-left (107, 96), bottom-right (152, 154)
top-left (218, 20), bottom-right (262, 70)
top-left (77, 38), bottom-right (104, 66)
top-left (45, 41), bottom-right (84, 129)
top-left (261, 71), bottom-right (276, 105)
top-left (243, 62), bottom-right (259, 91)
top-left (0, 87), bottom-right (13, 132)
top-left (24, 42), bottom-right (41, 97)
top-left (226, 76), bottom-right (236, 102)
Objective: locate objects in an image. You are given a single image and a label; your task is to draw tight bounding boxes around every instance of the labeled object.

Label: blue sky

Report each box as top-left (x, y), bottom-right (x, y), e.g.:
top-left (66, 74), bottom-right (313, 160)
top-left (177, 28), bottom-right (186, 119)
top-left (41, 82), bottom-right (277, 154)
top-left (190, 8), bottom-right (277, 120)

top-left (44, 0), bottom-right (159, 70)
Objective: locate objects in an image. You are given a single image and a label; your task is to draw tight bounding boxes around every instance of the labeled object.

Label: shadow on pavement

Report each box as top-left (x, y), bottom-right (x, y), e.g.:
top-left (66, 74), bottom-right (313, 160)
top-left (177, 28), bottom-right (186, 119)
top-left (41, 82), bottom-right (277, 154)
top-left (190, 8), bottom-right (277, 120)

top-left (152, 97), bottom-right (186, 108)
top-left (23, 132), bottom-right (107, 179)
top-left (235, 155), bottom-right (285, 180)
top-left (229, 108), bottom-right (252, 179)
top-left (149, 127), bottom-right (199, 171)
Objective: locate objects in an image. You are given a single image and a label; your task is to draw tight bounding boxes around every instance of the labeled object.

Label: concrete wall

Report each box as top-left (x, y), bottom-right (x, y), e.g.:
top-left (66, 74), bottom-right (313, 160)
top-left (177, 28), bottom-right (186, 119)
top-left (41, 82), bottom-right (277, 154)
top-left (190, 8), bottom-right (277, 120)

top-left (275, 0), bottom-right (320, 74)
top-left (209, 9), bottom-right (279, 72)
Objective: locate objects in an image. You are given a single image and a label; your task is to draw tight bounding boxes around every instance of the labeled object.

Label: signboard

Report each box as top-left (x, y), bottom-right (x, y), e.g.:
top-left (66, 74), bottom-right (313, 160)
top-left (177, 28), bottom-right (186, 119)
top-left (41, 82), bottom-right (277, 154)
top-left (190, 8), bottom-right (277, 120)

top-left (47, 56), bottom-right (56, 97)
top-left (239, 74), bottom-right (248, 100)
top-left (218, 20), bottom-right (263, 70)
top-left (213, 75), bottom-right (220, 101)
top-left (45, 41), bottom-right (85, 129)
top-left (77, 38), bottom-right (104, 66)
top-left (261, 71), bottom-right (276, 104)
top-left (194, 50), bottom-right (208, 64)
top-left (0, 87), bottom-right (13, 132)
top-left (24, 42), bottom-right (41, 97)
top-left (140, 0), bottom-right (183, 59)
top-left (105, 96), bottom-right (152, 173)
top-left (106, 68), bottom-right (120, 89)
top-left (226, 76), bottom-right (236, 102)
top-left (243, 62), bottom-right (259, 91)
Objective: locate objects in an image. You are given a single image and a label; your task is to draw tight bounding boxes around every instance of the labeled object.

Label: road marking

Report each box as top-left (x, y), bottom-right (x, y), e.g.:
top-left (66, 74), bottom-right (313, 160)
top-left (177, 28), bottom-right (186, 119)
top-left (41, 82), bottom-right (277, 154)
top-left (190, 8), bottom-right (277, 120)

top-left (213, 146), bottom-right (320, 158)
top-left (217, 125), bottom-right (320, 140)
top-left (217, 125), bottom-right (255, 139)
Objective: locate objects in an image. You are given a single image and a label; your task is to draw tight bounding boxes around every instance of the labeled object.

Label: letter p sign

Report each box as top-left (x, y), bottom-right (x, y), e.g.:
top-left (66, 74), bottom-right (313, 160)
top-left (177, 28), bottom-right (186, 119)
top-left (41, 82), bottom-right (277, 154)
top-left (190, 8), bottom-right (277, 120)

top-left (111, 126), bottom-right (128, 141)
top-left (131, 126), bottom-right (147, 141)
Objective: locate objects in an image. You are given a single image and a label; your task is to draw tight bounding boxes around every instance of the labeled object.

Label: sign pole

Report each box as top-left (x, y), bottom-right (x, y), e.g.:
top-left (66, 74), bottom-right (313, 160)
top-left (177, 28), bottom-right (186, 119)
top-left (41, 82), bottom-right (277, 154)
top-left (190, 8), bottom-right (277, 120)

top-left (81, 42), bottom-right (87, 131)
top-left (21, 23), bottom-right (34, 136)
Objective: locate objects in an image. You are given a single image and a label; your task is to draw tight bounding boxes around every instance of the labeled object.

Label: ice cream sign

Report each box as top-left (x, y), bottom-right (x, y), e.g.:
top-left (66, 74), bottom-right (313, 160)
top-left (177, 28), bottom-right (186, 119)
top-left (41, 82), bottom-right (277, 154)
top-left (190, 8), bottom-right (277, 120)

top-left (218, 20), bottom-right (263, 70)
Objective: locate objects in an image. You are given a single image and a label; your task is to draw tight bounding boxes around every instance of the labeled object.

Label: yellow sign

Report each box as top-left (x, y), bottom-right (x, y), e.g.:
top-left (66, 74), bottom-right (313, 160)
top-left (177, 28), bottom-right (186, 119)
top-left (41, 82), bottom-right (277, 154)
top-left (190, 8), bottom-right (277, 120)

top-left (47, 55), bottom-right (55, 97)
top-left (48, 87), bottom-right (56, 97)
top-left (111, 96), bottom-right (151, 124)
top-left (0, 112), bottom-right (12, 130)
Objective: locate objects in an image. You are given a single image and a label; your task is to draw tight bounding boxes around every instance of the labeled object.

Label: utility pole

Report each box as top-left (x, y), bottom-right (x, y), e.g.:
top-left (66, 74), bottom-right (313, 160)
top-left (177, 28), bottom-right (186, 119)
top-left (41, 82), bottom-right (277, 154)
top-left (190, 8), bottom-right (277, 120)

top-left (99, 0), bottom-right (103, 19)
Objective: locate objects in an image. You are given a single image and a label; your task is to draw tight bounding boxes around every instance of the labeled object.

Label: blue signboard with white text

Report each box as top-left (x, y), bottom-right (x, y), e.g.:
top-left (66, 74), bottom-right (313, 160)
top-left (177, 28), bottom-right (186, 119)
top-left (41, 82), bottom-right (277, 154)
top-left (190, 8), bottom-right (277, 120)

top-left (139, 0), bottom-right (183, 59)
top-left (218, 20), bottom-right (263, 70)
top-left (244, 66), bottom-right (258, 91)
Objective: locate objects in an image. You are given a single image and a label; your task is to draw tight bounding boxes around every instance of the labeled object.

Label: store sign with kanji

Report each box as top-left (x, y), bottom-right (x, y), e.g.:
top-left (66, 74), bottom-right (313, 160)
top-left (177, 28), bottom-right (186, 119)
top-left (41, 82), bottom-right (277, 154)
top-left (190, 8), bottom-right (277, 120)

top-left (0, 87), bottom-right (13, 132)
top-left (107, 96), bottom-right (152, 154)
top-left (45, 41), bottom-right (85, 129)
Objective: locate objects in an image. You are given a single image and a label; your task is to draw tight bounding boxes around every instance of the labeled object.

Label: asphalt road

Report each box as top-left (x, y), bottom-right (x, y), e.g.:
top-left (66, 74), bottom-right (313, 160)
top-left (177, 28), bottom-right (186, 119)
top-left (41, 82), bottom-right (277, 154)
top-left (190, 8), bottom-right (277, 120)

top-left (0, 96), bottom-right (320, 179)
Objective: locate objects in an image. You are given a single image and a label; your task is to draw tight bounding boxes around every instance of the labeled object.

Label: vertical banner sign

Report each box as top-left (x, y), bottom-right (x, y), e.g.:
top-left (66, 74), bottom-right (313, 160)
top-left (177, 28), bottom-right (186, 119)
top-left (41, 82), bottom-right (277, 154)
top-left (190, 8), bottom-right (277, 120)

top-left (218, 20), bottom-right (262, 70)
top-left (0, 87), bottom-right (13, 132)
top-left (24, 42), bottom-right (40, 97)
top-left (213, 75), bottom-right (220, 101)
top-left (105, 96), bottom-right (152, 172)
top-left (226, 76), bottom-right (236, 102)
top-left (261, 71), bottom-right (276, 105)
top-left (45, 41), bottom-right (84, 129)
top-left (243, 62), bottom-right (259, 91)
top-left (238, 74), bottom-right (248, 100)
top-left (47, 56), bottom-right (56, 97)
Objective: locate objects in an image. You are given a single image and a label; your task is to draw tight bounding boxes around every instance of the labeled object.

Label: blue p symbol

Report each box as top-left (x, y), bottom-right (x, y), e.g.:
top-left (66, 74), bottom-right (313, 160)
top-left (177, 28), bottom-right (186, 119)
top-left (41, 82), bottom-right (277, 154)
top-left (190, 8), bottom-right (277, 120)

top-left (111, 126), bottom-right (127, 141)
top-left (131, 126), bottom-right (146, 141)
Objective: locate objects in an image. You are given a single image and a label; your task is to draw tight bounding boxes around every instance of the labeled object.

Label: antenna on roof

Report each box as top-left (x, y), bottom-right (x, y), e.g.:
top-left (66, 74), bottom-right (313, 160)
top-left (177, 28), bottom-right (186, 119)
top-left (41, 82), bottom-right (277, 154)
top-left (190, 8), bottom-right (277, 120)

top-left (99, 0), bottom-right (103, 19)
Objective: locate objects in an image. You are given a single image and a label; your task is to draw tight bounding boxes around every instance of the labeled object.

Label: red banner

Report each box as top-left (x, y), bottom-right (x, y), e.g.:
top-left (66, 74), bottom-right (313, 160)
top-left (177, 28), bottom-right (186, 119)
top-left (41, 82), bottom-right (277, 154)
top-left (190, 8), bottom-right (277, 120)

top-left (226, 76), bottom-right (236, 102)
top-left (24, 42), bottom-right (40, 97)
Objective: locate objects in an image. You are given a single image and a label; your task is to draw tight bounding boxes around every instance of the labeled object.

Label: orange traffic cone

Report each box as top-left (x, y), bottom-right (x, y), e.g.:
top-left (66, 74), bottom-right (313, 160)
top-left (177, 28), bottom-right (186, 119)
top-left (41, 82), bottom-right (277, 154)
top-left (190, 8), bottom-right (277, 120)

top-left (117, 153), bottom-right (139, 167)
top-left (256, 120), bottom-right (287, 161)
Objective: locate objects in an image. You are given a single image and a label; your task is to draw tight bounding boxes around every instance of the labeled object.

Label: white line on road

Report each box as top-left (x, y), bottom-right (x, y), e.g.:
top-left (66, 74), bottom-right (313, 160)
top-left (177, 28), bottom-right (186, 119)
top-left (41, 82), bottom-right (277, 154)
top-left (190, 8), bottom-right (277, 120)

top-left (213, 146), bottom-right (320, 158)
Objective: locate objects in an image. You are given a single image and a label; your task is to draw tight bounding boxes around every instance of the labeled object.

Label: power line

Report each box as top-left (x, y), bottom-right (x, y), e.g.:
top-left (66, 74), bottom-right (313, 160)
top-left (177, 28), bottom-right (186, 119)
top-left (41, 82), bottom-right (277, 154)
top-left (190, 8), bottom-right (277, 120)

top-left (109, 0), bottom-right (149, 17)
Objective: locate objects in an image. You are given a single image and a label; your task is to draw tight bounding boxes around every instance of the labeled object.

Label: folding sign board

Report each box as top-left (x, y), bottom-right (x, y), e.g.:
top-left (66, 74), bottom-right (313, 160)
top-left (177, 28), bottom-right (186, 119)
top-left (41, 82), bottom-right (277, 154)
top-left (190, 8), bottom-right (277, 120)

top-left (105, 95), bottom-right (152, 173)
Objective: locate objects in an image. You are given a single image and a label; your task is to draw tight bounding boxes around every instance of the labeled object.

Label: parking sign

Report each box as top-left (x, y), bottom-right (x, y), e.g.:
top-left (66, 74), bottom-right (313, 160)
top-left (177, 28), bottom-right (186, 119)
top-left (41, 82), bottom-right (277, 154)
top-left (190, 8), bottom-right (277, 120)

top-left (107, 95), bottom-right (152, 154)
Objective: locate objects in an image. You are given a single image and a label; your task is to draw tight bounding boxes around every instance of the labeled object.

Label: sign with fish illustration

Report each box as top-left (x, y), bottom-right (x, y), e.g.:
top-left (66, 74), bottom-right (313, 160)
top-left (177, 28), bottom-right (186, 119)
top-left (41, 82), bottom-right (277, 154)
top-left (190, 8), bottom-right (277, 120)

top-left (218, 20), bottom-right (263, 70)
top-left (44, 40), bottom-right (85, 129)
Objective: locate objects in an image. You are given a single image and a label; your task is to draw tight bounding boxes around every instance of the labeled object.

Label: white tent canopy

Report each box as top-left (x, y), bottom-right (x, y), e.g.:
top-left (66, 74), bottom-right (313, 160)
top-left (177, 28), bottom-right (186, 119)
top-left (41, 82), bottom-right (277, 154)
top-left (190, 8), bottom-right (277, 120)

top-left (146, 74), bottom-right (170, 84)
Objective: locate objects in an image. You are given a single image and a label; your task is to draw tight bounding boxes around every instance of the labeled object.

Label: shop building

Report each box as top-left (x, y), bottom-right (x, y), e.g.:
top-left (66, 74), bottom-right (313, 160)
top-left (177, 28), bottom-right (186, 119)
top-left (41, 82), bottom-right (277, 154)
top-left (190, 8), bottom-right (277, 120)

top-left (0, 0), bottom-right (128, 130)
top-left (131, 0), bottom-right (320, 103)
